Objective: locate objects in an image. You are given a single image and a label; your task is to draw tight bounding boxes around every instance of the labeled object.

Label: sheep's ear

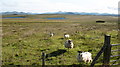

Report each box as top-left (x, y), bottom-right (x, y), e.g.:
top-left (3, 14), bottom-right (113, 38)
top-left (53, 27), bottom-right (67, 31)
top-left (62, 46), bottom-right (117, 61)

top-left (78, 51), bottom-right (82, 53)
top-left (88, 50), bottom-right (92, 52)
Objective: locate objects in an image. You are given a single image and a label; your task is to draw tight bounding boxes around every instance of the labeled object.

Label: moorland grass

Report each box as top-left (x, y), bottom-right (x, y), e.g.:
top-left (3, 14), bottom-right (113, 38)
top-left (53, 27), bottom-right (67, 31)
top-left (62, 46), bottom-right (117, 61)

top-left (2, 14), bottom-right (119, 66)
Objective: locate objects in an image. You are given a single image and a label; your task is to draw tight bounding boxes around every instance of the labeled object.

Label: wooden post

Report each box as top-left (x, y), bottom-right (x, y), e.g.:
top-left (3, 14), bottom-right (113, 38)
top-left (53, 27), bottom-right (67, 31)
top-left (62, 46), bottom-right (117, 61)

top-left (90, 42), bottom-right (106, 67)
top-left (103, 35), bottom-right (111, 66)
top-left (42, 52), bottom-right (46, 67)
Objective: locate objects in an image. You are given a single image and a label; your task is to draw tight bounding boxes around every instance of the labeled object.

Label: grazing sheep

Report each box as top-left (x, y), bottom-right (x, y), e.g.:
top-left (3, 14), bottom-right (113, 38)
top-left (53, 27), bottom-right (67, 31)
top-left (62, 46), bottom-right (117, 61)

top-left (64, 39), bottom-right (74, 50)
top-left (77, 50), bottom-right (92, 63)
top-left (64, 33), bottom-right (70, 38)
top-left (50, 32), bottom-right (54, 37)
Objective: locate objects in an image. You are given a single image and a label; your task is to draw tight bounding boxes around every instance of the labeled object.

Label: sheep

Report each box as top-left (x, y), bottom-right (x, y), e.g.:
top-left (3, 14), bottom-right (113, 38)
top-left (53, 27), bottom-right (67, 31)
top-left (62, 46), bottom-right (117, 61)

top-left (49, 32), bottom-right (55, 37)
top-left (64, 39), bottom-right (74, 51)
top-left (64, 33), bottom-right (70, 38)
top-left (77, 50), bottom-right (92, 63)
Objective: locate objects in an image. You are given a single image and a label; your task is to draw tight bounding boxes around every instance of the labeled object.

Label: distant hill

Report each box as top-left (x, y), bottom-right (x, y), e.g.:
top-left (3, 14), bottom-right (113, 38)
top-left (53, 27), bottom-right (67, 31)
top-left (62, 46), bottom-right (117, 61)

top-left (0, 11), bottom-right (117, 16)
top-left (0, 11), bottom-right (38, 15)
top-left (43, 11), bottom-right (117, 16)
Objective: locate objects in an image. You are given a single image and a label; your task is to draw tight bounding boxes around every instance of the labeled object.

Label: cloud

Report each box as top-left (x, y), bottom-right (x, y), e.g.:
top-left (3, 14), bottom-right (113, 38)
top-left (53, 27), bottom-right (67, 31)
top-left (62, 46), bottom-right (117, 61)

top-left (0, 0), bottom-right (119, 14)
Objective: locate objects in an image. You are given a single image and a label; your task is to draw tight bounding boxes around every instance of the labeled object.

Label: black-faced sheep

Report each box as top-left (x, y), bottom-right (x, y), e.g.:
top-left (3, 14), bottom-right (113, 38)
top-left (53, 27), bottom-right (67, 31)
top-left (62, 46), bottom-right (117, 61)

top-left (64, 39), bottom-right (74, 49)
top-left (50, 32), bottom-right (55, 37)
top-left (64, 33), bottom-right (70, 38)
top-left (77, 50), bottom-right (92, 63)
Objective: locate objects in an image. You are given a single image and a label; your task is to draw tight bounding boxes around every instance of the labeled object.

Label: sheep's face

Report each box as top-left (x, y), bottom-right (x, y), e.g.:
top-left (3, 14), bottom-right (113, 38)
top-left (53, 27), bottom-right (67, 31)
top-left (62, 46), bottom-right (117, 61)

top-left (77, 52), bottom-right (84, 62)
top-left (88, 50), bottom-right (92, 52)
top-left (80, 54), bottom-right (82, 57)
top-left (77, 51), bottom-right (83, 59)
top-left (77, 51), bottom-right (83, 53)
top-left (68, 40), bottom-right (72, 44)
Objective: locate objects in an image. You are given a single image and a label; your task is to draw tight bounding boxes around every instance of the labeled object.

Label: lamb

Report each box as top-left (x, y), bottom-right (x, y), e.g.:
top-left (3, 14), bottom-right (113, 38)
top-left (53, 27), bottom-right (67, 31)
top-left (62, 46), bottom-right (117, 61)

top-left (64, 39), bottom-right (74, 49)
top-left (77, 50), bottom-right (92, 63)
top-left (64, 33), bottom-right (70, 38)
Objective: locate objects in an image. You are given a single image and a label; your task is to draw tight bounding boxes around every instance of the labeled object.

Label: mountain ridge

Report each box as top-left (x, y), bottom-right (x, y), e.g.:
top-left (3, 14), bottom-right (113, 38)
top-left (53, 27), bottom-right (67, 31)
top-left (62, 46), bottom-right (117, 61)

top-left (0, 11), bottom-right (117, 16)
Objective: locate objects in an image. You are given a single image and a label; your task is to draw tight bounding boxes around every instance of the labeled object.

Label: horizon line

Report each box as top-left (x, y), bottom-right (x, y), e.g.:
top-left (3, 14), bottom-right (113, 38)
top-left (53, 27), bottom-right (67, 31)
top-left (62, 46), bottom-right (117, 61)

top-left (0, 11), bottom-right (118, 14)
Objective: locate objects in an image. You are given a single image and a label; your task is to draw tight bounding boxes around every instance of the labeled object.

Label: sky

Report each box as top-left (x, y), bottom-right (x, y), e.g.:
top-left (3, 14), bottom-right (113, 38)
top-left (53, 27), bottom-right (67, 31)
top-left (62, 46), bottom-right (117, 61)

top-left (0, 0), bottom-right (119, 14)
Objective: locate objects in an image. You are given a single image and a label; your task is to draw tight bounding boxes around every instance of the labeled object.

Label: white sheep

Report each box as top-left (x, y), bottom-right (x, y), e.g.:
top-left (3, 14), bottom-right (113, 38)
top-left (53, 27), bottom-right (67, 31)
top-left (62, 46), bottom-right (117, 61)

top-left (64, 33), bottom-right (70, 38)
top-left (64, 39), bottom-right (74, 49)
top-left (77, 50), bottom-right (92, 63)
top-left (49, 32), bottom-right (54, 37)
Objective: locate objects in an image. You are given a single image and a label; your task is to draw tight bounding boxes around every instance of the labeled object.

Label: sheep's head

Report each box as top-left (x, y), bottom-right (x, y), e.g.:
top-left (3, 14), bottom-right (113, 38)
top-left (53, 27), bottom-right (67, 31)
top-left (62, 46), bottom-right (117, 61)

top-left (88, 50), bottom-right (92, 52)
top-left (77, 51), bottom-right (83, 53)
top-left (68, 39), bottom-right (72, 44)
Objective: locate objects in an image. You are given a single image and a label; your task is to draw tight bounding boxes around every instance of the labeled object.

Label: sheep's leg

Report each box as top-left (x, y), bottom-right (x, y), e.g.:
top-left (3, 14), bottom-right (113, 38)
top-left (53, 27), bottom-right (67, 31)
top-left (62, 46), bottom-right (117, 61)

top-left (85, 60), bottom-right (88, 64)
top-left (68, 48), bottom-right (69, 53)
